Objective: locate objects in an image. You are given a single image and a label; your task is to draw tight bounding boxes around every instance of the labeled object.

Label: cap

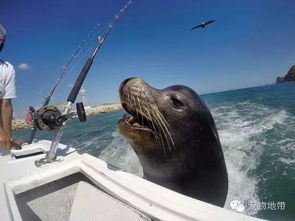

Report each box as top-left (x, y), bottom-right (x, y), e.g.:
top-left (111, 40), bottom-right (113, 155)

top-left (0, 24), bottom-right (7, 40)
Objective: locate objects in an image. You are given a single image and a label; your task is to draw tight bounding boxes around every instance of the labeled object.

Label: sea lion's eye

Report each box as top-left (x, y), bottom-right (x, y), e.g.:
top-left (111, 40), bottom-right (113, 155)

top-left (171, 96), bottom-right (184, 109)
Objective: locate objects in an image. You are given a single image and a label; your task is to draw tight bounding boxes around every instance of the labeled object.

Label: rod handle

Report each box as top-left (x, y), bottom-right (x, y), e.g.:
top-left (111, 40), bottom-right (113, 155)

top-left (67, 58), bottom-right (93, 103)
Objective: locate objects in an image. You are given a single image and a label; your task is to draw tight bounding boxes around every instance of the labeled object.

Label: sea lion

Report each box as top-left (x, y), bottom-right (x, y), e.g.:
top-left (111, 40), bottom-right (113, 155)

top-left (118, 77), bottom-right (228, 207)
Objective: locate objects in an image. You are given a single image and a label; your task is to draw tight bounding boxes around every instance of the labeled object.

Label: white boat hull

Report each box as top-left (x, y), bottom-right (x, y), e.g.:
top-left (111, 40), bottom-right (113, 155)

top-left (0, 140), bottom-right (264, 221)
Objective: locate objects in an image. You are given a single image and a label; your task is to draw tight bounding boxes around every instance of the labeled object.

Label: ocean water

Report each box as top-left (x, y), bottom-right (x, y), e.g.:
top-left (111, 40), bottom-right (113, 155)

top-left (13, 82), bottom-right (295, 220)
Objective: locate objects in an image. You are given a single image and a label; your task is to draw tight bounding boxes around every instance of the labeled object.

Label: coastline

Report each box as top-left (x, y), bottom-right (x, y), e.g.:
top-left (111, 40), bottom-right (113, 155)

top-left (12, 103), bottom-right (123, 131)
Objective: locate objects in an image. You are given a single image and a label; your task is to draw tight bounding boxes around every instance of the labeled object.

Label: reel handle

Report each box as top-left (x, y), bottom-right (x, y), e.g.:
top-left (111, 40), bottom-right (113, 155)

top-left (76, 102), bottom-right (87, 122)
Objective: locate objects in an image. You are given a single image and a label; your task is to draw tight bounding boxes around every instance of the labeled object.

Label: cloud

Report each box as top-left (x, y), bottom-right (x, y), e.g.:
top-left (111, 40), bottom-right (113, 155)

top-left (17, 63), bottom-right (30, 70)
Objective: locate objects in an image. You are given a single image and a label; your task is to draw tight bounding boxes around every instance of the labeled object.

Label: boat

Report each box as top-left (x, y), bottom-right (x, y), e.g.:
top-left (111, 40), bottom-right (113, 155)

top-left (0, 139), bottom-right (264, 221)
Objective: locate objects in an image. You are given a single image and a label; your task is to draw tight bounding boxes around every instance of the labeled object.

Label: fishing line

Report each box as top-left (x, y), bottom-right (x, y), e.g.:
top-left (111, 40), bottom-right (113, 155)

top-left (41, 23), bottom-right (102, 107)
top-left (57, 24), bottom-right (104, 92)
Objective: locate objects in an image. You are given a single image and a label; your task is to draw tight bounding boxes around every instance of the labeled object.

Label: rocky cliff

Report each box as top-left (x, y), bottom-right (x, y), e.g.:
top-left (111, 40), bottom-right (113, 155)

top-left (276, 65), bottom-right (295, 83)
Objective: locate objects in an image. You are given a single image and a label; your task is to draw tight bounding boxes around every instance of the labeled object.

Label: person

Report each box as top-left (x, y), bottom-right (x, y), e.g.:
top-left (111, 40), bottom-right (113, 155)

top-left (0, 24), bottom-right (16, 151)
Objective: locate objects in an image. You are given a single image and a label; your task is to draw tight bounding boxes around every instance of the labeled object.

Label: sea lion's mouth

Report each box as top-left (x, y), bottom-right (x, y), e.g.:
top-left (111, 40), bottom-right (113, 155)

top-left (120, 113), bottom-right (155, 133)
top-left (118, 78), bottom-right (175, 155)
top-left (120, 102), bottom-right (155, 134)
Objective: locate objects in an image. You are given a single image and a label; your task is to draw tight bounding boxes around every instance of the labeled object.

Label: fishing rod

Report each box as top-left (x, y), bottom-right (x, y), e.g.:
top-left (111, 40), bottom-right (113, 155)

top-left (67, 1), bottom-right (132, 104)
top-left (33, 0), bottom-right (132, 166)
top-left (27, 24), bottom-right (100, 144)
top-left (43, 23), bottom-right (100, 107)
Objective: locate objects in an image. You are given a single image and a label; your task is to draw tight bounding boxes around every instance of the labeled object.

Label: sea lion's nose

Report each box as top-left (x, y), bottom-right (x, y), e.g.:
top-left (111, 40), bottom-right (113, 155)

top-left (121, 77), bottom-right (136, 87)
top-left (119, 77), bottom-right (136, 94)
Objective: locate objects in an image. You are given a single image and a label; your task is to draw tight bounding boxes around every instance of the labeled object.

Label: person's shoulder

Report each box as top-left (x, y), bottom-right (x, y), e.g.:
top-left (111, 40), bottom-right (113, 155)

top-left (4, 61), bottom-right (14, 69)
top-left (1, 61), bottom-right (15, 73)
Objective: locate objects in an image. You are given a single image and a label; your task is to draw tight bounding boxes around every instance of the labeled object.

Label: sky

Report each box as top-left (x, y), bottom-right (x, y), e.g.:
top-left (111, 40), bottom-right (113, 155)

top-left (1, 0), bottom-right (295, 118)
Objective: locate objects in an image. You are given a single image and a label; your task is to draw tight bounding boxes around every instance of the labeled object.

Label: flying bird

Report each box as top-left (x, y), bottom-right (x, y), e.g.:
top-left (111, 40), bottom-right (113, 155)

top-left (191, 20), bottom-right (216, 30)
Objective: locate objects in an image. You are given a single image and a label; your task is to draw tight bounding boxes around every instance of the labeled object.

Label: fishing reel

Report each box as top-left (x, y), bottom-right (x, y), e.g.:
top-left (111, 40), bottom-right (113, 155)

top-left (26, 102), bottom-right (87, 131)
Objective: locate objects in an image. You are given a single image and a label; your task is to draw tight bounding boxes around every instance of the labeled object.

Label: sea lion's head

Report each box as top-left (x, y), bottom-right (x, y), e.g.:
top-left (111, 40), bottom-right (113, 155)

top-left (118, 77), bottom-right (228, 206)
top-left (119, 77), bottom-right (222, 166)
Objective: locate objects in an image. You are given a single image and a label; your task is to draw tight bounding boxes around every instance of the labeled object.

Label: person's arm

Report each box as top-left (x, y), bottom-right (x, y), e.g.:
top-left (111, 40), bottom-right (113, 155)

top-left (0, 99), bottom-right (12, 150)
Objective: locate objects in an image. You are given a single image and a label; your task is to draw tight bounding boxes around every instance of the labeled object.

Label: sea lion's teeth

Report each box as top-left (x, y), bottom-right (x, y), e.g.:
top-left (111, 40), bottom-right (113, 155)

top-left (133, 123), bottom-right (141, 127)
top-left (128, 116), bottom-right (136, 124)
top-left (127, 116), bottom-right (132, 123)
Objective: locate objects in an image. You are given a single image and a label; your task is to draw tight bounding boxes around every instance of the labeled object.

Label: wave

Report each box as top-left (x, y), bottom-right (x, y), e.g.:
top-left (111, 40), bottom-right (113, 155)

top-left (210, 101), bottom-right (292, 215)
top-left (70, 99), bottom-right (294, 217)
top-left (99, 130), bottom-right (143, 176)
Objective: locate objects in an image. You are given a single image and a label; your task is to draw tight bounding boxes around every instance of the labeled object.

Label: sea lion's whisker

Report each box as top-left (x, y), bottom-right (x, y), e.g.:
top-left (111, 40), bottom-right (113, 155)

top-left (132, 94), bottom-right (140, 120)
top-left (154, 108), bottom-right (175, 146)
top-left (150, 104), bottom-right (175, 151)
top-left (124, 87), bottom-right (173, 157)
top-left (137, 92), bottom-right (145, 125)
top-left (134, 91), bottom-right (144, 122)
top-left (142, 103), bottom-right (168, 157)
top-left (145, 106), bottom-right (157, 134)
top-left (143, 106), bottom-right (160, 141)
top-left (151, 110), bottom-right (172, 154)
top-left (127, 93), bottom-right (131, 106)
top-left (156, 125), bottom-right (168, 160)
